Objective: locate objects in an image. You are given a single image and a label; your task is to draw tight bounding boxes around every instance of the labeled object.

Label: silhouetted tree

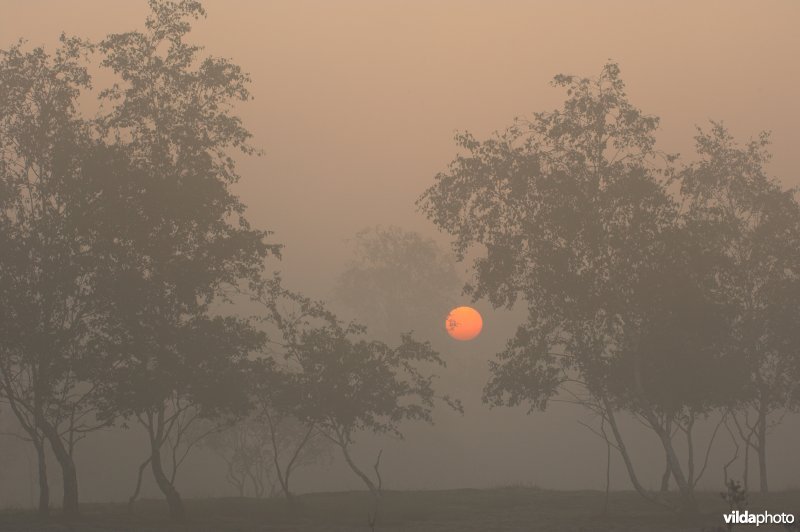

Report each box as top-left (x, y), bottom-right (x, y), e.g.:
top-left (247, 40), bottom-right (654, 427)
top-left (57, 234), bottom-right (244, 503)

top-left (312, 330), bottom-right (451, 495)
top-left (202, 395), bottom-right (331, 501)
top-left (256, 276), bottom-right (459, 498)
top-left (90, 0), bottom-right (277, 521)
top-left (0, 35), bottom-right (113, 518)
top-left (204, 420), bottom-right (266, 497)
top-left (2, 1), bottom-right (279, 520)
top-left (200, 414), bottom-right (275, 498)
top-left (418, 62), bottom-right (745, 512)
top-left (680, 123), bottom-right (800, 493)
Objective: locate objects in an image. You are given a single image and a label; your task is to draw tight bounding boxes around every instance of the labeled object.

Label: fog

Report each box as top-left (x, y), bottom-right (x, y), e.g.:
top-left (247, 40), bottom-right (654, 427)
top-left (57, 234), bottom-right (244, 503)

top-left (1, 0), bottom-right (799, 516)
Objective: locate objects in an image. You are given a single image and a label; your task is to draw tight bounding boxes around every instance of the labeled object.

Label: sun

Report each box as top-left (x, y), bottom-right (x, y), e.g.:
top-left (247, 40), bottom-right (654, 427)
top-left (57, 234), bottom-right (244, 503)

top-left (445, 306), bottom-right (483, 341)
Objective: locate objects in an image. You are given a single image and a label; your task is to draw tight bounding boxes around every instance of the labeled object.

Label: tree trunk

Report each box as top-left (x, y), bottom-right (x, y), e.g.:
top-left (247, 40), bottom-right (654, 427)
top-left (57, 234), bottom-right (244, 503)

top-left (2, 382), bottom-right (51, 515)
top-left (742, 436), bottom-right (750, 492)
top-left (271, 448), bottom-right (294, 503)
top-left (33, 438), bottom-right (50, 516)
top-left (266, 414), bottom-right (314, 504)
top-left (247, 469), bottom-right (262, 498)
top-left (128, 455), bottom-right (151, 512)
top-left (631, 354), bottom-right (695, 512)
top-left (756, 400), bottom-right (768, 493)
top-left (647, 412), bottom-right (696, 512)
top-left (602, 401), bottom-right (662, 507)
top-left (59, 459), bottom-right (79, 519)
top-left (272, 453), bottom-right (293, 502)
top-left (659, 418), bottom-right (672, 493)
top-left (150, 445), bottom-right (185, 521)
top-left (39, 419), bottom-right (79, 518)
top-left (336, 442), bottom-right (382, 531)
top-left (659, 452), bottom-right (671, 493)
top-left (340, 442), bottom-right (379, 495)
top-left (603, 433), bottom-right (611, 515)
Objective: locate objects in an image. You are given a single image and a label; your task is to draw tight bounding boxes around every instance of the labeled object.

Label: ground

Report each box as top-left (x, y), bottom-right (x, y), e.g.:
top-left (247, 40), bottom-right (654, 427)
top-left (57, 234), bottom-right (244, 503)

top-left (0, 488), bottom-right (798, 531)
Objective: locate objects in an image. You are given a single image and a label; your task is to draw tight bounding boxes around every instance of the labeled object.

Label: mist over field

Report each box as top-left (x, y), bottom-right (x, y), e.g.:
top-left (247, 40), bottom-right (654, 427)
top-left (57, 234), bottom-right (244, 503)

top-left (1, 2), bottom-right (799, 530)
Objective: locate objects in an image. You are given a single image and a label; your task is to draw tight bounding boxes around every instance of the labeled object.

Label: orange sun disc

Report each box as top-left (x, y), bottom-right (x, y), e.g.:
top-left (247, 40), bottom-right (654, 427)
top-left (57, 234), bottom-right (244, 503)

top-left (445, 306), bottom-right (483, 341)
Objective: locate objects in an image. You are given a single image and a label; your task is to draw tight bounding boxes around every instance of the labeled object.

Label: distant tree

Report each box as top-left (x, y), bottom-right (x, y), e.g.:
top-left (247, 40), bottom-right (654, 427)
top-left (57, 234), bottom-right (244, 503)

top-left (202, 403), bottom-right (331, 500)
top-left (256, 276), bottom-right (459, 498)
top-left (90, 0), bottom-right (278, 521)
top-left (202, 415), bottom-right (273, 498)
top-left (0, 35), bottom-right (112, 518)
top-left (333, 226), bottom-right (461, 341)
top-left (418, 63), bottom-right (743, 512)
top-left (204, 420), bottom-right (267, 498)
top-left (680, 123), bottom-right (800, 493)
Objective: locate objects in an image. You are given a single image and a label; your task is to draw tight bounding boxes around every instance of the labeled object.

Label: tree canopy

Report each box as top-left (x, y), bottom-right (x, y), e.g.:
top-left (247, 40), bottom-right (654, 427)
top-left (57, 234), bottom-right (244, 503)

top-left (334, 225), bottom-right (461, 341)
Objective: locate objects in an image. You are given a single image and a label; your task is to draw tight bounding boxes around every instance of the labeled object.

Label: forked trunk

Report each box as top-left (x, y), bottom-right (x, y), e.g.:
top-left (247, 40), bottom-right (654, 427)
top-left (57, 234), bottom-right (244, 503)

top-left (128, 455), bottom-right (151, 512)
top-left (631, 355), bottom-right (695, 512)
top-left (339, 442), bottom-right (379, 496)
top-left (645, 411), bottom-right (697, 513)
top-left (150, 446), bottom-right (185, 521)
top-left (602, 400), bottom-right (662, 506)
top-left (39, 419), bottom-right (79, 518)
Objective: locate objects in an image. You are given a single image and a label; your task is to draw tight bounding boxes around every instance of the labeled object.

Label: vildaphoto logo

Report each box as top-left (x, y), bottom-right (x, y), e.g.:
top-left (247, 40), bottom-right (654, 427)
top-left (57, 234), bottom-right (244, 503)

top-left (723, 510), bottom-right (795, 527)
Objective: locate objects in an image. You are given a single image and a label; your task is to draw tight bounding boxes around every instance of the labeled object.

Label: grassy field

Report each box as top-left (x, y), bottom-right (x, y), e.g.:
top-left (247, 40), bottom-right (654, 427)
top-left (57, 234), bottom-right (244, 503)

top-left (1, 488), bottom-right (798, 531)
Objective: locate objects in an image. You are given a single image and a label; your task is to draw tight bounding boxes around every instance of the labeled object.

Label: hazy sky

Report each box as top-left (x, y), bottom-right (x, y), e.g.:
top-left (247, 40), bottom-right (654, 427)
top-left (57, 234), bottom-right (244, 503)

top-left (2, 1), bottom-right (799, 501)
top-left (3, 0), bottom-right (798, 295)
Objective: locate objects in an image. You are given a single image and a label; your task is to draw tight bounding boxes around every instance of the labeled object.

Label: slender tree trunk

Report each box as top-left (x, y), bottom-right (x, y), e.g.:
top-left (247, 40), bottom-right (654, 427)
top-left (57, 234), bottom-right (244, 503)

top-left (128, 455), bottom-right (151, 512)
top-left (660, 417), bottom-right (672, 493)
top-left (270, 440), bottom-right (293, 502)
top-left (602, 399), bottom-right (666, 509)
top-left (647, 413), bottom-right (696, 512)
top-left (274, 467), bottom-right (292, 502)
top-left (266, 413), bottom-right (315, 503)
top-left (742, 434), bottom-right (750, 492)
top-left (150, 445), bottom-right (185, 521)
top-left (265, 412), bottom-right (292, 502)
top-left (247, 469), bottom-right (263, 498)
top-left (147, 408), bottom-right (185, 522)
top-left (33, 438), bottom-right (50, 516)
top-left (603, 432), bottom-right (611, 515)
top-left (631, 354), bottom-right (695, 512)
top-left (756, 399), bottom-right (768, 493)
top-left (660, 421), bottom-right (672, 493)
top-left (3, 377), bottom-right (51, 515)
top-left (339, 442), bottom-right (379, 495)
top-left (660, 452), bottom-right (671, 493)
top-left (685, 416), bottom-right (696, 495)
